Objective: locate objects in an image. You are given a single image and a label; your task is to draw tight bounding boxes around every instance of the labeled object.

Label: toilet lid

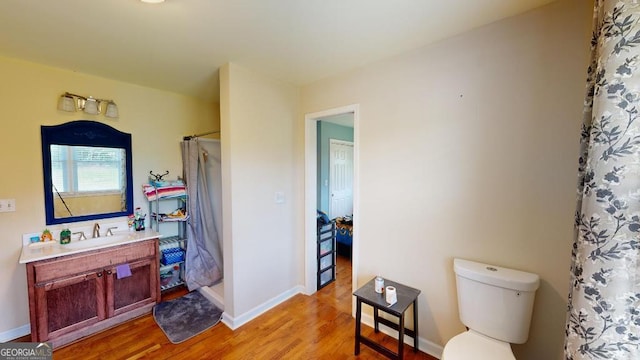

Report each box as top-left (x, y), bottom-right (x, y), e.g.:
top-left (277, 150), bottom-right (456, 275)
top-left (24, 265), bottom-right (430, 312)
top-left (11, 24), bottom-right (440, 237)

top-left (442, 331), bottom-right (515, 360)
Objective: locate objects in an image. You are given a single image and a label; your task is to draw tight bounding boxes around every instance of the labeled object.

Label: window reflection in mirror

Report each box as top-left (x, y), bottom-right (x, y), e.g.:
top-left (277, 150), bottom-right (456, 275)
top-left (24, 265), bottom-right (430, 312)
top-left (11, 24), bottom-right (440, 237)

top-left (50, 145), bottom-right (127, 218)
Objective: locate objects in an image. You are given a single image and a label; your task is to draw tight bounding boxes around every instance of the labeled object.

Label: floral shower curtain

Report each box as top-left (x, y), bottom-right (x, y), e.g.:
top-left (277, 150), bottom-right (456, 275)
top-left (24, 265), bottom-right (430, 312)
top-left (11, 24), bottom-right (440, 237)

top-left (565, 1), bottom-right (640, 359)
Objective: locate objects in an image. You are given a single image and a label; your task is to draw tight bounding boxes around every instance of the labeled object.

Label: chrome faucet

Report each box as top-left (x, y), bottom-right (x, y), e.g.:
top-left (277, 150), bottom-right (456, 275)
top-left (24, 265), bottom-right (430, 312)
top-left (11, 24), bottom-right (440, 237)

top-left (73, 231), bottom-right (87, 241)
top-left (92, 223), bottom-right (101, 238)
top-left (105, 227), bottom-right (117, 236)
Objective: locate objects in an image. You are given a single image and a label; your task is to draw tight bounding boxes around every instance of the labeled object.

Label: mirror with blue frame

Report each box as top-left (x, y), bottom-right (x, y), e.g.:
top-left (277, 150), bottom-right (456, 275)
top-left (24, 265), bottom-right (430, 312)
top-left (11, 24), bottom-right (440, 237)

top-left (41, 120), bottom-right (133, 225)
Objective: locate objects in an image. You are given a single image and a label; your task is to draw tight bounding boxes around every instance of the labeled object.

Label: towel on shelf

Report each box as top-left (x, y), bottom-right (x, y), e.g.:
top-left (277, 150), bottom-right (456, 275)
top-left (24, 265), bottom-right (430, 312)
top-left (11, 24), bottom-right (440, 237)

top-left (142, 184), bottom-right (187, 201)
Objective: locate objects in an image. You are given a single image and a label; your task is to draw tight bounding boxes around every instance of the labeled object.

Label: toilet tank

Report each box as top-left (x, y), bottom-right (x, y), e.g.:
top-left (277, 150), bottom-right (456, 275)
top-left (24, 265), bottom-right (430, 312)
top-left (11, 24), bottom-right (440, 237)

top-left (454, 258), bottom-right (540, 344)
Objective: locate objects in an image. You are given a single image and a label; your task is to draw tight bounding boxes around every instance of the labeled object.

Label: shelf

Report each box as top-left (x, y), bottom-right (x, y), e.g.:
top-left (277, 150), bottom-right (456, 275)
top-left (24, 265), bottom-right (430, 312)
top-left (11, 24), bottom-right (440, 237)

top-left (159, 235), bottom-right (186, 246)
top-left (157, 194), bottom-right (187, 200)
top-left (319, 264), bottom-right (334, 273)
top-left (161, 280), bottom-right (185, 291)
top-left (146, 181), bottom-right (189, 293)
top-left (319, 270), bottom-right (333, 287)
top-left (159, 261), bottom-right (184, 291)
top-left (148, 195), bottom-right (187, 202)
top-left (153, 216), bottom-right (188, 223)
top-left (317, 221), bottom-right (336, 290)
top-left (159, 262), bottom-right (184, 271)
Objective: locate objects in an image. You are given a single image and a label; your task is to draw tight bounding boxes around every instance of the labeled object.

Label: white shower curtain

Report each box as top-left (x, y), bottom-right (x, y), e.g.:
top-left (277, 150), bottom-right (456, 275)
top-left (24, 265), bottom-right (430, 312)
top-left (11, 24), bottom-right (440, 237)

top-left (564, 1), bottom-right (640, 359)
top-left (181, 138), bottom-right (223, 291)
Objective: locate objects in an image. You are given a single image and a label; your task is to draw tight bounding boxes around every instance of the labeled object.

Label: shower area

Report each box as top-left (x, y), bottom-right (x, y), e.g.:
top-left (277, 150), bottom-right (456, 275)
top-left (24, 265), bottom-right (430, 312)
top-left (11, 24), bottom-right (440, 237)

top-left (180, 136), bottom-right (224, 309)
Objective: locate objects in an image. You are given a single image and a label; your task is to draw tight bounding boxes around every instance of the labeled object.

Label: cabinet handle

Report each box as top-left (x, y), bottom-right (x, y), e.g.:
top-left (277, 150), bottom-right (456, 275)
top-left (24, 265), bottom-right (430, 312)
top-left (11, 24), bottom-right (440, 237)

top-left (106, 270), bottom-right (112, 275)
top-left (97, 272), bottom-right (103, 277)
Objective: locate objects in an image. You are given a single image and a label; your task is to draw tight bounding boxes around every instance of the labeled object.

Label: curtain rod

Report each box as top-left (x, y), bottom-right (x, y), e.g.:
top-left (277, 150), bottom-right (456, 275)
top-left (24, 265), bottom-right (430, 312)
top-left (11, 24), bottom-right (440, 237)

top-left (183, 130), bottom-right (220, 140)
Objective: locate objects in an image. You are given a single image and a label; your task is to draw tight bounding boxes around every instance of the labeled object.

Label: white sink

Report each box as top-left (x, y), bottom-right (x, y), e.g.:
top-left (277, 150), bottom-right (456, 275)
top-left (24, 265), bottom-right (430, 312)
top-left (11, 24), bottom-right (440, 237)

top-left (20, 229), bottom-right (162, 264)
top-left (59, 234), bottom-right (132, 251)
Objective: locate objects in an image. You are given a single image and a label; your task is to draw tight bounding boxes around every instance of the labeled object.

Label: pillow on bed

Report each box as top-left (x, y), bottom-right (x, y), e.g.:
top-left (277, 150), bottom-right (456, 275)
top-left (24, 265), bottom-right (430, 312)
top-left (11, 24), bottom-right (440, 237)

top-left (317, 210), bottom-right (330, 225)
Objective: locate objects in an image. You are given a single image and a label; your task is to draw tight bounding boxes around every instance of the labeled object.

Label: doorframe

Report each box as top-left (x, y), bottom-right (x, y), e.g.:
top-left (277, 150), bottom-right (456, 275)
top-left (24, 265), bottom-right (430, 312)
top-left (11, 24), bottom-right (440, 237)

top-left (328, 138), bottom-right (354, 219)
top-left (304, 104), bottom-right (359, 299)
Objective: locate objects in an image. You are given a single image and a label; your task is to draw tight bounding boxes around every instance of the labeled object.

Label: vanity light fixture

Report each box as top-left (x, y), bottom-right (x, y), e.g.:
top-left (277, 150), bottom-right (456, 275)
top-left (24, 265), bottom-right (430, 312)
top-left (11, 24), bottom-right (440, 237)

top-left (57, 94), bottom-right (76, 112)
top-left (57, 92), bottom-right (119, 118)
top-left (140, 0), bottom-right (165, 3)
top-left (104, 100), bottom-right (119, 118)
top-left (83, 97), bottom-right (100, 115)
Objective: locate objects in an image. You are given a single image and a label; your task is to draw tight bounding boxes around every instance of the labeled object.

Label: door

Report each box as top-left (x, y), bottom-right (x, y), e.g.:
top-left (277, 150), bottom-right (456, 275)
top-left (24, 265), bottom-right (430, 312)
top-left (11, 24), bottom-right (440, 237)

top-left (329, 139), bottom-right (354, 218)
top-left (105, 257), bottom-right (159, 317)
top-left (34, 271), bottom-right (106, 341)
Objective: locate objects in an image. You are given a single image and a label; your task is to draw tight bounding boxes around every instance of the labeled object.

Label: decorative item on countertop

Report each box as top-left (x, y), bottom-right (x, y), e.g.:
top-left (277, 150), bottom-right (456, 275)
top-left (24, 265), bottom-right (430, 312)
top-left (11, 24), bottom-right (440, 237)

top-left (135, 217), bottom-right (146, 231)
top-left (385, 286), bottom-right (397, 306)
top-left (40, 229), bottom-right (53, 242)
top-left (29, 229), bottom-right (57, 248)
top-left (375, 276), bottom-right (385, 293)
top-left (127, 214), bottom-right (135, 231)
top-left (134, 207), bottom-right (146, 231)
top-left (59, 228), bottom-right (71, 245)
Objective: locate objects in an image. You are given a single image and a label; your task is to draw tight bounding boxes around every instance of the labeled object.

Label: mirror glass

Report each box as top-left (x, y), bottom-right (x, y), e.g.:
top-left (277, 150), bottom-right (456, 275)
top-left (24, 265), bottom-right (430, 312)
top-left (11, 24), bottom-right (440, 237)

top-left (41, 120), bottom-right (133, 225)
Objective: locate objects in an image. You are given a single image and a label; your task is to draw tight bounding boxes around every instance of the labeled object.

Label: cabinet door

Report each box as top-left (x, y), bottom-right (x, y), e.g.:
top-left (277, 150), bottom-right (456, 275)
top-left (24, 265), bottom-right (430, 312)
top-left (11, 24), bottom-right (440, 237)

top-left (105, 257), bottom-right (159, 318)
top-left (34, 271), bottom-right (106, 341)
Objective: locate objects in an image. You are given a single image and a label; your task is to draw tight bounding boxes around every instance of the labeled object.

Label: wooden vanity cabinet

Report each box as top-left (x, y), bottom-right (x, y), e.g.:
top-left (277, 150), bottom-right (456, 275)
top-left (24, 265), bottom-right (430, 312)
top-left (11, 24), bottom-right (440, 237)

top-left (26, 239), bottom-right (160, 348)
top-left (105, 257), bottom-right (157, 318)
top-left (32, 270), bottom-right (107, 342)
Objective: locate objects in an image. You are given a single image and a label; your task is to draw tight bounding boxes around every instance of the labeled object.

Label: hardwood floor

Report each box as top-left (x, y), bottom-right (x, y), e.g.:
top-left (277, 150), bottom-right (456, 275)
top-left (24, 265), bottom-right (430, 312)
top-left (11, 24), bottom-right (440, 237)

top-left (48, 255), bottom-right (438, 359)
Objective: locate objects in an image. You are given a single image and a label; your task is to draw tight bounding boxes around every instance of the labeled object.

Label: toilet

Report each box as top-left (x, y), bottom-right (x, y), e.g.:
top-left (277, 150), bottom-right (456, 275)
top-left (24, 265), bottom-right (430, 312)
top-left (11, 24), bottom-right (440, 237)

top-left (442, 258), bottom-right (540, 360)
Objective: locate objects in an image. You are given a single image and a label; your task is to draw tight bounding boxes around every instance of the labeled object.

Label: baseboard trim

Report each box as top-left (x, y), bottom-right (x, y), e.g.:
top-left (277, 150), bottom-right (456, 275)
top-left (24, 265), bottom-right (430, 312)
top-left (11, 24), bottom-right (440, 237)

top-left (197, 286), bottom-right (225, 311)
top-left (0, 324), bottom-right (30, 343)
top-left (360, 313), bottom-right (443, 359)
top-left (224, 285), bottom-right (304, 330)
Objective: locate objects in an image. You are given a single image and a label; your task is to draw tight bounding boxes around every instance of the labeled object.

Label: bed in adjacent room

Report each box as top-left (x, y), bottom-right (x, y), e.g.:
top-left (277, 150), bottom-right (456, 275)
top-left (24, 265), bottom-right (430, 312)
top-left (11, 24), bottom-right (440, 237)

top-left (335, 216), bottom-right (353, 258)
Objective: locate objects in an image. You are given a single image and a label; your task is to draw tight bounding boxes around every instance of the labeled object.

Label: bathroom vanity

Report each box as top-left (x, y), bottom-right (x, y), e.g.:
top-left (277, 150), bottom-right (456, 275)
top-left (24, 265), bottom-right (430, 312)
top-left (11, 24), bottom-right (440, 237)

top-left (21, 120), bottom-right (164, 347)
top-left (20, 231), bottom-right (161, 348)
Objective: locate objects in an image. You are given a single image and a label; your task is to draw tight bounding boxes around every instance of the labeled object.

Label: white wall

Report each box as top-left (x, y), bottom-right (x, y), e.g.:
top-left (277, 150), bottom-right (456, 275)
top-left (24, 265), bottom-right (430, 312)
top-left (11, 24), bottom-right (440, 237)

top-left (219, 63), bottom-right (303, 322)
top-left (301, 1), bottom-right (592, 359)
top-left (0, 55), bottom-right (218, 339)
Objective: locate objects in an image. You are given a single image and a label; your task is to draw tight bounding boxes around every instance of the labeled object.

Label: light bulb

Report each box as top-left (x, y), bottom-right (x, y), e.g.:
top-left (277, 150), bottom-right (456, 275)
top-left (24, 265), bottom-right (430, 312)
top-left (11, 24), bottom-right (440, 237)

top-left (83, 97), bottom-right (100, 115)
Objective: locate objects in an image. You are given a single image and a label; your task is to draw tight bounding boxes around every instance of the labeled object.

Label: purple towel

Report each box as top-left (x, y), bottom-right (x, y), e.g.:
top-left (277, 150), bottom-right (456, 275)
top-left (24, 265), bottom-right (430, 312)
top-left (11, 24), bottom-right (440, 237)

top-left (116, 264), bottom-right (132, 279)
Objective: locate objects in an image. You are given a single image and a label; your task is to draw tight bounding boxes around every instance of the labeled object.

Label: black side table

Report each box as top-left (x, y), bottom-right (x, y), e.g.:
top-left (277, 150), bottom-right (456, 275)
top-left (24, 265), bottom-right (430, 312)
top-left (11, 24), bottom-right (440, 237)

top-left (353, 277), bottom-right (421, 360)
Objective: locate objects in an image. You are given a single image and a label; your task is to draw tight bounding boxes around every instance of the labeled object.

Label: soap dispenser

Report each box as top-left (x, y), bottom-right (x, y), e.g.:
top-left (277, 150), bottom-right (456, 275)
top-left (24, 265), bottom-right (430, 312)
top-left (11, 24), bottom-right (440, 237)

top-left (60, 227), bottom-right (71, 245)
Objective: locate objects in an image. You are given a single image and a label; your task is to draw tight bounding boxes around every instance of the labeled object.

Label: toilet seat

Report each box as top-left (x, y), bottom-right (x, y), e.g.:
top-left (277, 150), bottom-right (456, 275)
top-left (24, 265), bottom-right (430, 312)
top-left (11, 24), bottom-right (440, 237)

top-left (442, 330), bottom-right (516, 360)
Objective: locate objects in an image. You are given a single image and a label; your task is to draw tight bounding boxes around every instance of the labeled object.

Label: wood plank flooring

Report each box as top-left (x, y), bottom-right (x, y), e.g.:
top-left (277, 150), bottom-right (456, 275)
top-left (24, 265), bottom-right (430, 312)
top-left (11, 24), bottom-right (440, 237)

top-left (46, 255), bottom-right (438, 359)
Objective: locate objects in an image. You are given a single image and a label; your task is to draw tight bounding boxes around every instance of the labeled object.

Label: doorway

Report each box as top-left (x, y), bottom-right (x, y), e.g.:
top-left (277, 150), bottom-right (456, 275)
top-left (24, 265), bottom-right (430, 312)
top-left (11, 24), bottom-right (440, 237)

top-left (304, 104), bottom-right (359, 302)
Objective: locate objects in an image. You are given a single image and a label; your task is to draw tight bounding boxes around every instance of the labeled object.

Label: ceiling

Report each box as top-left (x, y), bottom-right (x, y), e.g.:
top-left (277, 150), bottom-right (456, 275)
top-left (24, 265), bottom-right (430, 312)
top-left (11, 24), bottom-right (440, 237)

top-left (0, 0), bottom-right (556, 102)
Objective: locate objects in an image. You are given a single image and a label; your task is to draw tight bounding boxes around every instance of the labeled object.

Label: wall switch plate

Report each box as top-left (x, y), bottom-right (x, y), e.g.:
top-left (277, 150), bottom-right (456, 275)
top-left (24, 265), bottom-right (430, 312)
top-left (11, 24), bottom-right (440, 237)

top-left (0, 199), bottom-right (16, 212)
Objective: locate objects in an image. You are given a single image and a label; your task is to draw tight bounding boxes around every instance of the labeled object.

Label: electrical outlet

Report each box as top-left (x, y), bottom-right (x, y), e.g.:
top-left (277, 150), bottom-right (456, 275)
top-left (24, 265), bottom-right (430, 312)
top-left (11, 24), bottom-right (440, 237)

top-left (0, 199), bottom-right (16, 212)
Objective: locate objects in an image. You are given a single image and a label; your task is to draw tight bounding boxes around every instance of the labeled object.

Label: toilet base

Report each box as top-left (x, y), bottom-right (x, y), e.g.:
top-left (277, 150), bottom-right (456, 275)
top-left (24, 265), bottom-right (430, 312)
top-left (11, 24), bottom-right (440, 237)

top-left (442, 330), bottom-right (515, 360)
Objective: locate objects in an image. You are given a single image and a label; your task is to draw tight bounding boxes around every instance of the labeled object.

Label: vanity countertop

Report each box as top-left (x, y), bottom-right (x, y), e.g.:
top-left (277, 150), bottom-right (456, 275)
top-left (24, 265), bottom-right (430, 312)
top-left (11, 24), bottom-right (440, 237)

top-left (19, 230), bottom-right (162, 264)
